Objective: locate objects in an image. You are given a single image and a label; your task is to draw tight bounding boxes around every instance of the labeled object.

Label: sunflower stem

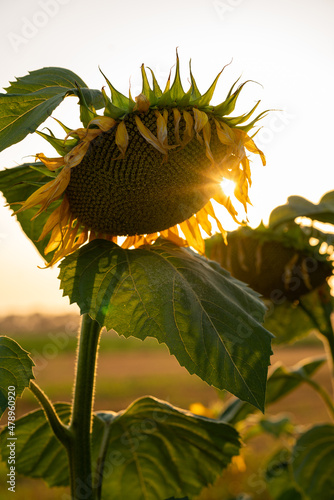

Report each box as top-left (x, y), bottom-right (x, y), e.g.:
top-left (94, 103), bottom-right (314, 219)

top-left (67, 313), bottom-right (102, 500)
top-left (29, 380), bottom-right (71, 446)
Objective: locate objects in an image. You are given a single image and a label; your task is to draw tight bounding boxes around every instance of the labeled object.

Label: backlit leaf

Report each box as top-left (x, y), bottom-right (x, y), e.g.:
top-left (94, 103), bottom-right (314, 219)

top-left (0, 336), bottom-right (34, 418)
top-left (59, 239), bottom-right (273, 410)
top-left (292, 424), bottom-right (334, 500)
top-left (0, 163), bottom-right (60, 262)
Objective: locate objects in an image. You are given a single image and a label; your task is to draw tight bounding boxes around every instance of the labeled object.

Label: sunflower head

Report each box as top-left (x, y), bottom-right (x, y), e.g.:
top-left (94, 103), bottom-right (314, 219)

top-left (15, 54), bottom-right (267, 265)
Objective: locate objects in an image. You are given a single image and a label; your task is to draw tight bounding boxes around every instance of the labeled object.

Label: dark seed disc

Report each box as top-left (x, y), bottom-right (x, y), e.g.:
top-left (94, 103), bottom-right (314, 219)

top-left (66, 109), bottom-right (228, 235)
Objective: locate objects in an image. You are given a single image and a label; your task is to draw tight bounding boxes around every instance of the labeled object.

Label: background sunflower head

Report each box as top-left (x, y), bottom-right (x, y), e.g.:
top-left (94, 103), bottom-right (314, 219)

top-left (13, 54), bottom-right (267, 265)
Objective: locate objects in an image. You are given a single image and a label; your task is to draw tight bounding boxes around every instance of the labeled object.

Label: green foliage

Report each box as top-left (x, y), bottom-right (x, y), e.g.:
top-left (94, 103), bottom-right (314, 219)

top-left (0, 336), bottom-right (34, 418)
top-left (264, 284), bottom-right (334, 344)
top-left (220, 357), bottom-right (326, 425)
top-left (59, 239), bottom-right (273, 411)
top-left (0, 404), bottom-right (72, 486)
top-left (292, 424), bottom-right (334, 500)
top-left (0, 397), bottom-right (240, 500)
top-left (0, 163), bottom-right (60, 263)
top-left (269, 190), bottom-right (334, 228)
top-left (0, 67), bottom-right (103, 152)
top-left (265, 448), bottom-right (304, 500)
top-left (98, 396), bottom-right (240, 500)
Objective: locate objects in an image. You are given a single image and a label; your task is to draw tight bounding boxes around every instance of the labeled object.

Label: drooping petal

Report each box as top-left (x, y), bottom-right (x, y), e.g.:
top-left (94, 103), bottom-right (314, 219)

top-left (202, 121), bottom-right (215, 165)
top-left (179, 216), bottom-right (205, 254)
top-left (134, 93), bottom-right (150, 112)
top-left (88, 116), bottom-right (117, 132)
top-left (193, 108), bottom-right (209, 144)
top-left (155, 111), bottom-right (168, 148)
top-left (182, 110), bottom-right (194, 146)
top-left (195, 206), bottom-right (212, 236)
top-left (115, 120), bottom-right (129, 158)
top-left (35, 154), bottom-right (65, 171)
top-left (38, 196), bottom-right (70, 241)
top-left (15, 168), bottom-right (71, 218)
top-left (213, 190), bottom-right (240, 224)
top-left (134, 115), bottom-right (167, 155)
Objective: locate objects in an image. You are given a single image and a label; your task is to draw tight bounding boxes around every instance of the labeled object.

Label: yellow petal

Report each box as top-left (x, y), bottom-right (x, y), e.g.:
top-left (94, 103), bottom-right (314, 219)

top-left (214, 119), bottom-right (235, 146)
top-left (204, 200), bottom-right (228, 238)
top-left (88, 116), bottom-right (117, 132)
top-left (38, 196), bottom-right (70, 241)
top-left (115, 121), bottom-right (129, 158)
top-left (121, 235), bottom-right (137, 249)
top-left (155, 111), bottom-right (168, 148)
top-left (195, 206), bottom-right (212, 236)
top-left (193, 108), bottom-right (209, 144)
top-left (15, 168), bottom-right (70, 218)
top-left (144, 233), bottom-right (159, 245)
top-left (179, 217), bottom-right (205, 254)
top-left (213, 190), bottom-right (239, 224)
top-left (64, 140), bottom-right (92, 169)
top-left (134, 115), bottom-right (167, 155)
top-left (35, 154), bottom-right (65, 171)
top-left (134, 93), bottom-right (150, 112)
top-left (182, 110), bottom-right (194, 146)
top-left (202, 121), bottom-right (215, 165)
top-left (244, 134), bottom-right (266, 165)
top-left (241, 156), bottom-right (252, 185)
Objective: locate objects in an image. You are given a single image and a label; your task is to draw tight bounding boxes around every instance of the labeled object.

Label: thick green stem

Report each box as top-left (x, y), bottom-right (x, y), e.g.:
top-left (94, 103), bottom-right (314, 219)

top-left (67, 313), bottom-right (102, 500)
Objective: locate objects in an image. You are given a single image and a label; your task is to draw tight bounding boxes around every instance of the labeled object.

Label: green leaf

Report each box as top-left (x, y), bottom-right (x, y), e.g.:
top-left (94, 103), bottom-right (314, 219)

top-left (4, 67), bottom-right (87, 94)
top-left (59, 239), bottom-right (273, 410)
top-left (0, 336), bottom-right (34, 418)
top-left (0, 397), bottom-right (240, 499)
top-left (220, 357), bottom-right (325, 424)
top-left (265, 357), bottom-right (326, 405)
top-left (0, 404), bottom-right (71, 486)
top-left (265, 448), bottom-right (304, 500)
top-left (0, 163), bottom-right (60, 262)
top-left (245, 415), bottom-right (294, 441)
top-left (264, 286), bottom-right (334, 345)
top-left (97, 396), bottom-right (240, 500)
top-left (292, 424), bottom-right (334, 500)
top-left (0, 91), bottom-right (67, 152)
top-left (0, 403), bottom-right (106, 487)
top-left (0, 67), bottom-right (102, 152)
top-left (269, 191), bottom-right (334, 228)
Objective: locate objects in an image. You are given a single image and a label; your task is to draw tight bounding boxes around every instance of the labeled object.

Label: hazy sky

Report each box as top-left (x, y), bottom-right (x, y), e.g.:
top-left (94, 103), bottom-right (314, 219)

top-left (0, 0), bottom-right (333, 314)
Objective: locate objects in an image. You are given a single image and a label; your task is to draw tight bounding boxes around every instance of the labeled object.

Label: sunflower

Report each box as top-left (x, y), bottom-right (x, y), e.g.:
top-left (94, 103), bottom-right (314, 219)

top-left (14, 54), bottom-right (266, 266)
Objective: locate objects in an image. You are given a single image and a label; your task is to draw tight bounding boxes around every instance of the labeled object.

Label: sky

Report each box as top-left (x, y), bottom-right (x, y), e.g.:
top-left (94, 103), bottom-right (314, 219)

top-left (0, 0), bottom-right (333, 315)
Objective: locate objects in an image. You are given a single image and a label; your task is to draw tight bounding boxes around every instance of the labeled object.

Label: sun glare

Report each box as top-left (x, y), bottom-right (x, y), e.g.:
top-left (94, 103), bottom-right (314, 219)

top-left (220, 178), bottom-right (236, 198)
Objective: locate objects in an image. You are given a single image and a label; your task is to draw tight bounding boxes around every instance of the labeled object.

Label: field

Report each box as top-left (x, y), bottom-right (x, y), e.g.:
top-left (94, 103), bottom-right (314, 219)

top-left (0, 315), bottom-right (333, 499)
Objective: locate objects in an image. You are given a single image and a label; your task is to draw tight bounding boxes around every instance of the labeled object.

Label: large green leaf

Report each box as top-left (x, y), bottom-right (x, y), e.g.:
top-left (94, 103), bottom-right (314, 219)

top-left (269, 191), bottom-right (334, 228)
top-left (97, 396), bottom-right (240, 500)
top-left (0, 67), bottom-right (103, 152)
top-left (0, 163), bottom-right (60, 262)
top-left (220, 357), bottom-right (325, 425)
top-left (265, 448), bottom-right (304, 500)
top-left (0, 336), bottom-right (34, 418)
top-left (0, 397), bottom-right (240, 499)
top-left (59, 239), bottom-right (273, 410)
top-left (292, 424), bottom-right (334, 500)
